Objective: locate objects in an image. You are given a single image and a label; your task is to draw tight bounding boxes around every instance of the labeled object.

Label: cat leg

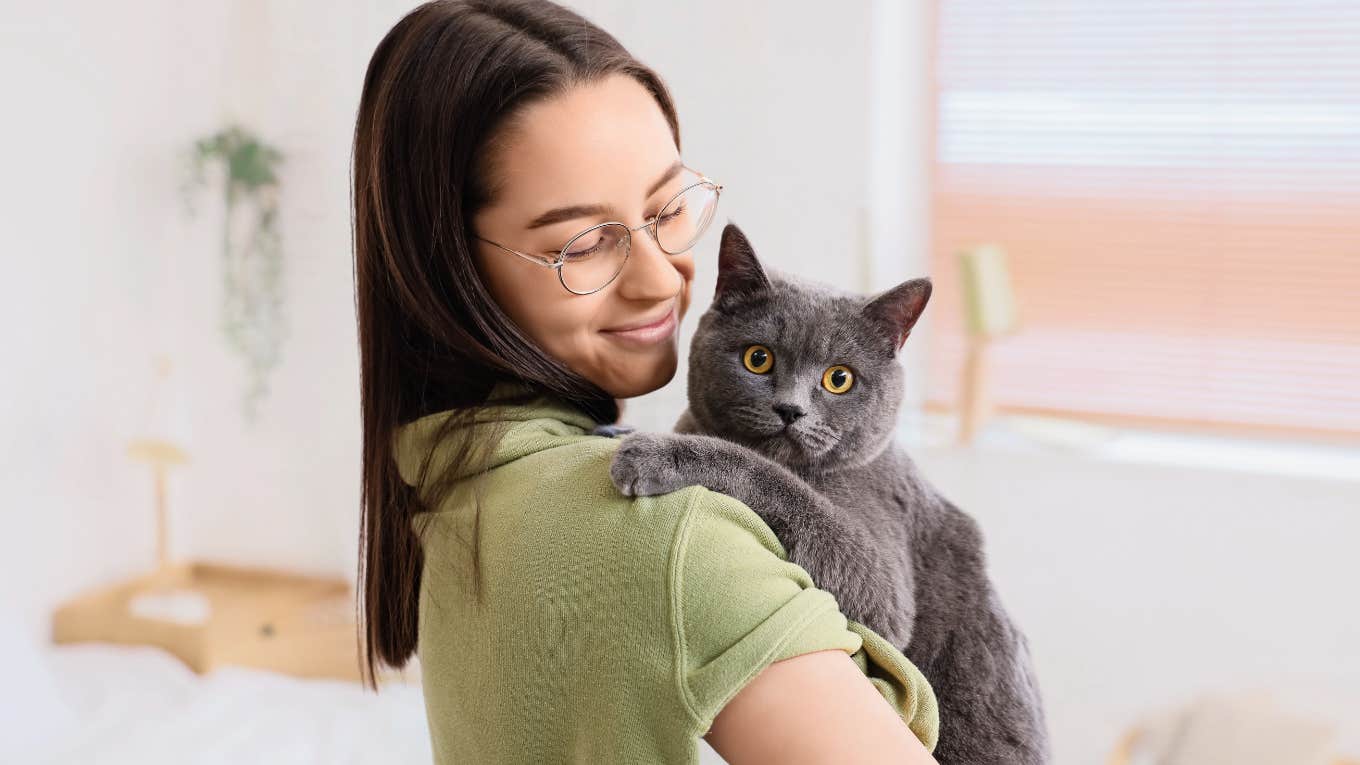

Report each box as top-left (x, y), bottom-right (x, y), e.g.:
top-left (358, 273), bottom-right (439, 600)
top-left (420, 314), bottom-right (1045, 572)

top-left (916, 591), bottom-right (1051, 764)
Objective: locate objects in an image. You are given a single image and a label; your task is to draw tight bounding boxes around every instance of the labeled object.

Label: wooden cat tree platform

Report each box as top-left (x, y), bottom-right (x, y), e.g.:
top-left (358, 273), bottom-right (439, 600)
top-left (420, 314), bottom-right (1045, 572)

top-left (51, 560), bottom-right (369, 683)
top-left (49, 424), bottom-right (412, 685)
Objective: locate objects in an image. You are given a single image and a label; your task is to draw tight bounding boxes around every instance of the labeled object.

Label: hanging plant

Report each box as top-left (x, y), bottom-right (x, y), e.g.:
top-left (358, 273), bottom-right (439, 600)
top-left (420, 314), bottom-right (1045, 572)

top-left (180, 124), bottom-right (287, 423)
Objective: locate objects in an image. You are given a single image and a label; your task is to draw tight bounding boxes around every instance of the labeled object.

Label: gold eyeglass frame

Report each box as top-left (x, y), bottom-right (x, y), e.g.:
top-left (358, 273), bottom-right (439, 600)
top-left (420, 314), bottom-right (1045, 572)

top-left (475, 167), bottom-right (724, 295)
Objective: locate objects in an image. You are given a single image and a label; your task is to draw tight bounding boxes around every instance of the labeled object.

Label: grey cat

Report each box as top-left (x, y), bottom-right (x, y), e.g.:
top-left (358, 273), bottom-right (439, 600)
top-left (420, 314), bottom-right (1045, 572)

top-left (607, 224), bottom-right (1050, 764)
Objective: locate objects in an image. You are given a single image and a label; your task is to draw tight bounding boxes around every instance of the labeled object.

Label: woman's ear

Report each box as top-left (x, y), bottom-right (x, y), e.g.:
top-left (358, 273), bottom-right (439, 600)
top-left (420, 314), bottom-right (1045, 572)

top-left (863, 277), bottom-right (932, 352)
top-left (715, 222), bottom-right (771, 300)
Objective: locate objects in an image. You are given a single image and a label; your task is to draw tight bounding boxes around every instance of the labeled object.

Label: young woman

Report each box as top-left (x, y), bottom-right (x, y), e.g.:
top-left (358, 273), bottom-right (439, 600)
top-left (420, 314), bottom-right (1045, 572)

top-left (352, 1), bottom-right (940, 762)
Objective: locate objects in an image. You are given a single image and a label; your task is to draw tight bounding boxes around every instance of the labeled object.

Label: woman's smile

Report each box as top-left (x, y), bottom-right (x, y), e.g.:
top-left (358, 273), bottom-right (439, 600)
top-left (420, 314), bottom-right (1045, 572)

top-left (600, 302), bottom-right (677, 347)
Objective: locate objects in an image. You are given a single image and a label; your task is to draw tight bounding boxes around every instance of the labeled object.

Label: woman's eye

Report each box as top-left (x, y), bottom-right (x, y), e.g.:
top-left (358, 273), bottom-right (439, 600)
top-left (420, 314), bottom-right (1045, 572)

top-left (657, 202), bottom-right (687, 225)
top-left (561, 237), bottom-right (604, 261)
top-left (742, 344), bottom-right (774, 374)
top-left (822, 365), bottom-right (854, 393)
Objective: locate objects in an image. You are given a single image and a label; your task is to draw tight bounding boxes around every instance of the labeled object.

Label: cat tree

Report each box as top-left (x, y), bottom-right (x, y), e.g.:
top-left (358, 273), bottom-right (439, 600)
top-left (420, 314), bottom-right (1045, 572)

top-left (49, 357), bottom-right (392, 684)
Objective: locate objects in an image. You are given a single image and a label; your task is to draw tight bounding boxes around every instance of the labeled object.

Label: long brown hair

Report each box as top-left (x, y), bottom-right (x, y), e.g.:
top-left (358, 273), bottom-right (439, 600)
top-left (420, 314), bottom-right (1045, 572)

top-left (352, 0), bottom-right (681, 689)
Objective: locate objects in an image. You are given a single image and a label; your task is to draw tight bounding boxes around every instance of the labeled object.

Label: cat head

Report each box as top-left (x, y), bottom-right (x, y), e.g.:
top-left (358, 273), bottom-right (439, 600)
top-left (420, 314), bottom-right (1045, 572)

top-left (687, 223), bottom-right (931, 471)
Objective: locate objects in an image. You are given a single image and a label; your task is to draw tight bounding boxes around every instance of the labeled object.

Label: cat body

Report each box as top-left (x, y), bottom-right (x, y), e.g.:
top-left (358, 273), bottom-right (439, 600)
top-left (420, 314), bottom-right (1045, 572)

top-left (610, 224), bottom-right (1050, 763)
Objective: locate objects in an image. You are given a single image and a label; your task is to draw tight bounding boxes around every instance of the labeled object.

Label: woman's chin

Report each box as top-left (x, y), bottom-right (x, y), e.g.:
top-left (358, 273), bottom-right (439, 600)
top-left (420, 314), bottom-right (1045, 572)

top-left (599, 349), bottom-right (678, 399)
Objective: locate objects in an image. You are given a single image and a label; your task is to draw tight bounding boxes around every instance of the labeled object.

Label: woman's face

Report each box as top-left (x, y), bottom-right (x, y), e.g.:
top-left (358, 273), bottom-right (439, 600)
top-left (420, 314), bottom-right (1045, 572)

top-left (471, 73), bottom-right (696, 399)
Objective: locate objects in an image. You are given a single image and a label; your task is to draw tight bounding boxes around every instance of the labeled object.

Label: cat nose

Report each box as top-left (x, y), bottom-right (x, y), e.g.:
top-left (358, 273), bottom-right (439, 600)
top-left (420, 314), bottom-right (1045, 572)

top-left (773, 403), bottom-right (805, 425)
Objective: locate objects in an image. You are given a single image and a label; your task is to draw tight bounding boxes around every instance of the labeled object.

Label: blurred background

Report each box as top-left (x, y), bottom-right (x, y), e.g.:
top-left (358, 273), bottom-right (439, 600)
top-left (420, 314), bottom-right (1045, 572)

top-left (3, 1), bottom-right (1357, 763)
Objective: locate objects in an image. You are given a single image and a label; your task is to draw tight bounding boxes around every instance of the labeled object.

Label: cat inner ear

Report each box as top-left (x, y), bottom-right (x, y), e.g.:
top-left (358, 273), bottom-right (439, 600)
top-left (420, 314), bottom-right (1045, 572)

top-left (715, 222), bottom-right (771, 300)
top-left (863, 277), bottom-right (932, 352)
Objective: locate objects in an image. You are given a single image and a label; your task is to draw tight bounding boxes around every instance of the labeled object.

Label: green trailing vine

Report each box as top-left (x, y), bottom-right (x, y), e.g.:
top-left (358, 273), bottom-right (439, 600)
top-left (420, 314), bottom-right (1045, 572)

top-left (180, 124), bottom-right (286, 423)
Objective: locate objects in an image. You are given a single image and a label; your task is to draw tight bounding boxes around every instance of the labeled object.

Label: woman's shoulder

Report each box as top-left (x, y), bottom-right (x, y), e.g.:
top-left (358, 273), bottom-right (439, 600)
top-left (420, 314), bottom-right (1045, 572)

top-left (491, 428), bottom-right (805, 580)
top-left (519, 430), bottom-right (785, 532)
top-left (516, 435), bottom-right (794, 571)
top-left (468, 432), bottom-right (717, 579)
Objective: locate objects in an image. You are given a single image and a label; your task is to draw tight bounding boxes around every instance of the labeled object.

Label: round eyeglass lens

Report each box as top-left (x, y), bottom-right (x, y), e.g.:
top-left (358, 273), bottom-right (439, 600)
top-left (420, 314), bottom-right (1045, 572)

top-left (655, 182), bottom-right (720, 254)
top-left (559, 222), bottom-right (631, 294)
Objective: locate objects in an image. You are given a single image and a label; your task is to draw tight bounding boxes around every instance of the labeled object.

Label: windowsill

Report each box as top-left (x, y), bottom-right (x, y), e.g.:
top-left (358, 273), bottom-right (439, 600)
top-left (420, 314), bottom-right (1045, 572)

top-left (900, 410), bottom-right (1360, 484)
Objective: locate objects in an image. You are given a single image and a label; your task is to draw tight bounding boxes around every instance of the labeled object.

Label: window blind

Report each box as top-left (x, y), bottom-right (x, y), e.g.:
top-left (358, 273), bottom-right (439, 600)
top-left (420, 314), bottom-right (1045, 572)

top-left (927, 0), bottom-right (1360, 437)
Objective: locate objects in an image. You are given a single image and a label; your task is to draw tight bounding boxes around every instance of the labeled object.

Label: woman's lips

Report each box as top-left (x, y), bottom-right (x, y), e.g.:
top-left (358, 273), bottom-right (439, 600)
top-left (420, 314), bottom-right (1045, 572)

top-left (601, 306), bottom-right (677, 346)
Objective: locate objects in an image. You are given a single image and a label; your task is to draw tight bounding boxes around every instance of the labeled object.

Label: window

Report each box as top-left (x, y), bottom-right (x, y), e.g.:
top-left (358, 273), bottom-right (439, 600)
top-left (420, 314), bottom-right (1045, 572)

top-left (927, 0), bottom-right (1360, 437)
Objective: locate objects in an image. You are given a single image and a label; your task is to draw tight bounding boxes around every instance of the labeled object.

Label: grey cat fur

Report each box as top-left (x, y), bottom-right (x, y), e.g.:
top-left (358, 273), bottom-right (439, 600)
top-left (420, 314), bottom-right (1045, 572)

top-left (608, 223), bottom-right (1050, 764)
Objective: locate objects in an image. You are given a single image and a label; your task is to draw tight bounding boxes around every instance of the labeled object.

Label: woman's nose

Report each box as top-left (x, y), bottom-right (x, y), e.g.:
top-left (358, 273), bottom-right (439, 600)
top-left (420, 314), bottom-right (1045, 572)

top-left (614, 231), bottom-right (681, 301)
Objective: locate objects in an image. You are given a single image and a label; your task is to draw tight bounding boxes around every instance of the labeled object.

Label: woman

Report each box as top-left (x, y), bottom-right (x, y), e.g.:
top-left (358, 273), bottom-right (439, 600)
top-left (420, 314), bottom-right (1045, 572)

top-left (352, 1), bottom-right (940, 762)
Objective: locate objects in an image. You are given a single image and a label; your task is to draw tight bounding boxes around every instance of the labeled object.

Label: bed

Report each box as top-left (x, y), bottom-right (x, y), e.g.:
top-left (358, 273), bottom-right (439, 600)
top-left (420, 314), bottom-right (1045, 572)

top-left (9, 639), bottom-right (730, 763)
top-left (9, 640), bottom-right (431, 764)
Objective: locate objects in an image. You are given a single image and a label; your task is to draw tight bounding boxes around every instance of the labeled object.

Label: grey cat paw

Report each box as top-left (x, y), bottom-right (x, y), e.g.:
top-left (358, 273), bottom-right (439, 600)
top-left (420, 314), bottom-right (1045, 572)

top-left (591, 423), bottom-right (636, 438)
top-left (609, 432), bottom-right (693, 497)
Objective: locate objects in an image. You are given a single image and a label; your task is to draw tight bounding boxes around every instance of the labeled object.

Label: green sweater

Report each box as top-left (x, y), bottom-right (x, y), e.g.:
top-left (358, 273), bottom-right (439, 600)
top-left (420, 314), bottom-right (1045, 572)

top-left (393, 385), bottom-right (939, 764)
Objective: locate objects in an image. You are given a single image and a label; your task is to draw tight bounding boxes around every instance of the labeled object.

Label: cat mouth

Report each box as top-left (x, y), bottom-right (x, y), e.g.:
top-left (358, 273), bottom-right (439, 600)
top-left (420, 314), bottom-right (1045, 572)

top-left (774, 424), bottom-right (809, 450)
top-left (768, 422), bottom-right (839, 457)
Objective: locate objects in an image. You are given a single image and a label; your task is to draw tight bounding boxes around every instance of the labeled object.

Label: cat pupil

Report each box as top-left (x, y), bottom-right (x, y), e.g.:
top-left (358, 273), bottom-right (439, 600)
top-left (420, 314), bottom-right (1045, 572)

top-left (831, 369), bottom-right (846, 387)
top-left (751, 349), bottom-right (767, 366)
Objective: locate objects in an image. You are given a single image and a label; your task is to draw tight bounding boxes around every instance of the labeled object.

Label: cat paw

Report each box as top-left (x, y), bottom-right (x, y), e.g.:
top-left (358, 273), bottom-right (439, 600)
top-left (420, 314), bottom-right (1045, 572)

top-left (609, 432), bottom-right (694, 497)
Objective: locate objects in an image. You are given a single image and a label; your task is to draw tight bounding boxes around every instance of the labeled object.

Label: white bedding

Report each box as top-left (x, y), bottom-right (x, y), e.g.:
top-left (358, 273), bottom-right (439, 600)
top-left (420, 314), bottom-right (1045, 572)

top-left (6, 631), bottom-right (740, 765)
top-left (10, 643), bottom-right (431, 764)
top-left (10, 642), bottom-right (730, 764)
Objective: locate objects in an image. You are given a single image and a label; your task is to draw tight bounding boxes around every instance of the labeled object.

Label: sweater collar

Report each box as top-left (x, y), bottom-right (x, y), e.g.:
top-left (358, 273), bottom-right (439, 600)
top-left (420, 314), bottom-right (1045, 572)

top-left (392, 380), bottom-right (601, 488)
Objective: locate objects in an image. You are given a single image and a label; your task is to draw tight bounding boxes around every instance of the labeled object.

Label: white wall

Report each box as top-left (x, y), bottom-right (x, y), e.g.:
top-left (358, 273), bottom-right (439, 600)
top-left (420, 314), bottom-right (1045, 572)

top-left (2, 0), bottom-right (392, 642)
top-left (916, 442), bottom-right (1360, 763)
top-left (2, 1), bottom-right (234, 642)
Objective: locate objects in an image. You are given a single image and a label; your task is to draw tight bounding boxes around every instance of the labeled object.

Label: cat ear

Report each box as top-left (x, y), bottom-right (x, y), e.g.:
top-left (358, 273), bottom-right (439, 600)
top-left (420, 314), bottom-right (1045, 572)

top-left (863, 277), bottom-right (932, 352)
top-left (715, 222), bottom-right (771, 299)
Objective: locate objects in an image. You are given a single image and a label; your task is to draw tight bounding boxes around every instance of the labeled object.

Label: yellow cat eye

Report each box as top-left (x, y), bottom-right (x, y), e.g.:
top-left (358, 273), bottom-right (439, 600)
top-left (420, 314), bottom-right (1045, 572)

top-left (742, 344), bottom-right (774, 374)
top-left (822, 365), bottom-right (854, 393)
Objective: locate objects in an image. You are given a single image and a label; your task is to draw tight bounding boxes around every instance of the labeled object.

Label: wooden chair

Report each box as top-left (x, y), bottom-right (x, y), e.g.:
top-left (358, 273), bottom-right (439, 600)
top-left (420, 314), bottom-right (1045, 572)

top-left (956, 243), bottom-right (1019, 445)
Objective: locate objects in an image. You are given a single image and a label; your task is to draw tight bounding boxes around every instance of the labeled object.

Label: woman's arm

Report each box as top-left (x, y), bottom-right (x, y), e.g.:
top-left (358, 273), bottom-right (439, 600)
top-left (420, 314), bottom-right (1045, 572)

top-left (655, 482), bottom-right (939, 757)
top-left (705, 649), bottom-right (939, 765)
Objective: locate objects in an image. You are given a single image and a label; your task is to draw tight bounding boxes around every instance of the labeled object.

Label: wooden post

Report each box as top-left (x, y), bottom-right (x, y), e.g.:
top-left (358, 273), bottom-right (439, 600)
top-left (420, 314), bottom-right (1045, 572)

top-left (126, 439), bottom-right (189, 573)
top-left (956, 244), bottom-right (1018, 446)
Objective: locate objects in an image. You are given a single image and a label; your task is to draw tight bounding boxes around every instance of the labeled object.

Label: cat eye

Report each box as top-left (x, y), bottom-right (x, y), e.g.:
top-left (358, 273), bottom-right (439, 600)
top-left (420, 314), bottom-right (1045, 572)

top-left (742, 344), bottom-right (774, 374)
top-left (822, 365), bottom-right (854, 394)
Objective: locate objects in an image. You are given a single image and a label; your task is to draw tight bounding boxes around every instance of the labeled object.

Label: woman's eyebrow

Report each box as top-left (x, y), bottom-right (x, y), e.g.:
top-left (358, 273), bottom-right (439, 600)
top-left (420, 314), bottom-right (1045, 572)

top-left (645, 159), bottom-right (684, 198)
top-left (524, 160), bottom-right (685, 230)
top-left (525, 203), bottom-right (611, 230)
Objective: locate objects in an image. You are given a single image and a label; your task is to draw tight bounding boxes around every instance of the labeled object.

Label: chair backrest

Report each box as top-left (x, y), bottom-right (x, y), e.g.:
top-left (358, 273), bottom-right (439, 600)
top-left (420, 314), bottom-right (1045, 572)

top-left (957, 243), bottom-right (1017, 339)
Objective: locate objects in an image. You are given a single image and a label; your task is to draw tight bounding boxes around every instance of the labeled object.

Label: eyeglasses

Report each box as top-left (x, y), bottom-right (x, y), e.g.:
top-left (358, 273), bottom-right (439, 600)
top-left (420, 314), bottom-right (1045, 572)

top-left (475, 167), bottom-right (723, 295)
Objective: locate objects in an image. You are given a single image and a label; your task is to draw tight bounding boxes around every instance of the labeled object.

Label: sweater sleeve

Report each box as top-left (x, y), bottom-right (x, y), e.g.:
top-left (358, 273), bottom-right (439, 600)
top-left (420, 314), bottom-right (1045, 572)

top-left (670, 487), bottom-right (939, 751)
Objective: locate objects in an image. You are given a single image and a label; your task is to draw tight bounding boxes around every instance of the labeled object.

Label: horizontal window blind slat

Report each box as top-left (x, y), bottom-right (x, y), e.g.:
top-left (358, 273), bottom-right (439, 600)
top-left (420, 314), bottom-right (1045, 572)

top-left (930, 0), bottom-right (1360, 435)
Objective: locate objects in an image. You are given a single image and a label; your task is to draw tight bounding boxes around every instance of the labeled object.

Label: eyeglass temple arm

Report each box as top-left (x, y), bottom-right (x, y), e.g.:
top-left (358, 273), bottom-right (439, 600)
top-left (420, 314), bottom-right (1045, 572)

top-left (475, 236), bottom-right (560, 268)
